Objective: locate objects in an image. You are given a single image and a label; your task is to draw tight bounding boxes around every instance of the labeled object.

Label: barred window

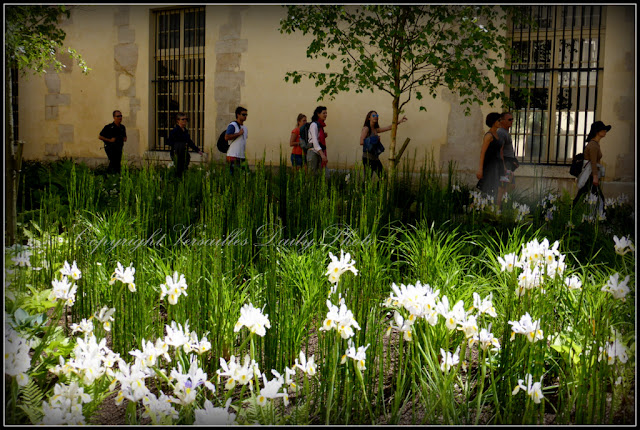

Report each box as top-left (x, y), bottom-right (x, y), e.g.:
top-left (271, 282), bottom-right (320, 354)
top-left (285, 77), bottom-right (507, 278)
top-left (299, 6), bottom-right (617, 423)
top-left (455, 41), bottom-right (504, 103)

top-left (509, 6), bottom-right (604, 165)
top-left (152, 7), bottom-right (205, 151)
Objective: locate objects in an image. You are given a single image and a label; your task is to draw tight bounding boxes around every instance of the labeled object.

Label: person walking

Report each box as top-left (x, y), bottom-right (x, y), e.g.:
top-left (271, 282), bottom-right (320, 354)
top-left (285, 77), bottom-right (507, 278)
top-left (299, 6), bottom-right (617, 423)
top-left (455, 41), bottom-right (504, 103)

top-left (99, 110), bottom-right (127, 174)
top-left (289, 113), bottom-right (307, 169)
top-left (573, 121), bottom-right (611, 212)
top-left (498, 112), bottom-right (518, 198)
top-left (307, 106), bottom-right (328, 173)
top-left (476, 112), bottom-right (505, 205)
top-left (225, 106), bottom-right (249, 174)
top-left (359, 110), bottom-right (408, 178)
top-left (168, 112), bottom-right (205, 177)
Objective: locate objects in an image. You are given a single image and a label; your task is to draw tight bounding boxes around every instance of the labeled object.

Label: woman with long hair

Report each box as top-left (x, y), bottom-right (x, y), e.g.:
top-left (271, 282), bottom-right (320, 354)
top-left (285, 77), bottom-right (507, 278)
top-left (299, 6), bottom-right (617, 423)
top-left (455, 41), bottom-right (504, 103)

top-left (289, 113), bottom-right (307, 169)
top-left (307, 106), bottom-right (328, 172)
top-left (360, 110), bottom-right (408, 177)
top-left (573, 121), bottom-right (611, 211)
top-left (476, 112), bottom-right (504, 204)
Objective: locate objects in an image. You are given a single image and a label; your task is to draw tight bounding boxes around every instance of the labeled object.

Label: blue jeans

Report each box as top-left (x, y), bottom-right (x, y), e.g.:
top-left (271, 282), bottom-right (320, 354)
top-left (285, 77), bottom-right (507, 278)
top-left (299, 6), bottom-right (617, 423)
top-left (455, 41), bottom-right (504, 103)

top-left (291, 153), bottom-right (303, 167)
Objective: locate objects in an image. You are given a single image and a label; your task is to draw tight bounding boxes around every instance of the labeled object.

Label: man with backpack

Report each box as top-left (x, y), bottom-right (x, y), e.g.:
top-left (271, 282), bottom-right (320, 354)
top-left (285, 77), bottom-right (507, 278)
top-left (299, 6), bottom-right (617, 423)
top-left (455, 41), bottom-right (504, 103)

top-left (224, 106), bottom-right (249, 174)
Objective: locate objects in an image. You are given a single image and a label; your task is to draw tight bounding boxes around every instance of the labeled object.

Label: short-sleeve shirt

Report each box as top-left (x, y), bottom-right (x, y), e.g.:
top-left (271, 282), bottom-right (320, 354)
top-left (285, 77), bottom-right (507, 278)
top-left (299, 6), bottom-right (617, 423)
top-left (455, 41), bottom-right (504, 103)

top-left (226, 121), bottom-right (248, 159)
top-left (291, 127), bottom-right (303, 156)
top-left (100, 122), bottom-right (127, 146)
top-left (497, 127), bottom-right (514, 159)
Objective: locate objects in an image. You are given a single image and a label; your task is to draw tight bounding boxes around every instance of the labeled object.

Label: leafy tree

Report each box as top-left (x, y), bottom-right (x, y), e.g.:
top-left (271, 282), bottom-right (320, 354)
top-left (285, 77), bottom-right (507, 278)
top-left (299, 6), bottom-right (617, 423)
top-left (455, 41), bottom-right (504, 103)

top-left (5, 5), bottom-right (90, 245)
top-left (279, 5), bottom-right (523, 180)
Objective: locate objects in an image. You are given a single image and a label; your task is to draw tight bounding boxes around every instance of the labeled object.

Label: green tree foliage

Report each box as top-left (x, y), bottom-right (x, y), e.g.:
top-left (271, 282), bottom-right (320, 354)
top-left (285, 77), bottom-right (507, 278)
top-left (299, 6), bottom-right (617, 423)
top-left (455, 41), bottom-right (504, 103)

top-left (279, 5), bottom-right (522, 177)
top-left (5, 5), bottom-right (90, 74)
top-left (5, 5), bottom-right (90, 245)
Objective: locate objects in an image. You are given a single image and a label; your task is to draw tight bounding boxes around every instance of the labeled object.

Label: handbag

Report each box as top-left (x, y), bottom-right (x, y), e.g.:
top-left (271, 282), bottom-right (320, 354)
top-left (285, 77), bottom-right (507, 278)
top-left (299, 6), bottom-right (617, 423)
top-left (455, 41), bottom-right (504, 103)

top-left (569, 153), bottom-right (584, 177)
top-left (364, 135), bottom-right (384, 156)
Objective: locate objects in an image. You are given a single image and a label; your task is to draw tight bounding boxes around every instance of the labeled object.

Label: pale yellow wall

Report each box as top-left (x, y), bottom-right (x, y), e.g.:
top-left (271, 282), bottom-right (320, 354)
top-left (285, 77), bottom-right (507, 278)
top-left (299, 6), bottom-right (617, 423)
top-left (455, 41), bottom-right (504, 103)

top-left (15, 5), bottom-right (635, 199)
top-left (600, 5), bottom-right (635, 183)
top-left (17, 5), bottom-right (451, 169)
top-left (238, 5), bottom-right (449, 169)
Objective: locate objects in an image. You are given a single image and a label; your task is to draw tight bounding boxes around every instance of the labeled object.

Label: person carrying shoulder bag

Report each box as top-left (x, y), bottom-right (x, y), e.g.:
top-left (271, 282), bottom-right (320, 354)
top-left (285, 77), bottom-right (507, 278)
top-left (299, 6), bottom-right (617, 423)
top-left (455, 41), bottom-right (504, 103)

top-left (573, 121), bottom-right (611, 213)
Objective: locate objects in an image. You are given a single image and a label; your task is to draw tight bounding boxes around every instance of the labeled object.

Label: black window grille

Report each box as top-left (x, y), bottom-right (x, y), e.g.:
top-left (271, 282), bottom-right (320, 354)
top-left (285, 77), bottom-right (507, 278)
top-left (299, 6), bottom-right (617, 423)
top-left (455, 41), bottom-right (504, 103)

top-left (509, 6), bottom-right (604, 165)
top-left (152, 7), bottom-right (205, 151)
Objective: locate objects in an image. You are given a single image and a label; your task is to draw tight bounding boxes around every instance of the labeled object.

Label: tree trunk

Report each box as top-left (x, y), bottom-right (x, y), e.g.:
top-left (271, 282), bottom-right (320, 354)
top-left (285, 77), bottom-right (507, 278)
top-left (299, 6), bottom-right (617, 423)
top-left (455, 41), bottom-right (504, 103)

top-left (5, 65), bottom-right (17, 246)
top-left (387, 95), bottom-right (400, 184)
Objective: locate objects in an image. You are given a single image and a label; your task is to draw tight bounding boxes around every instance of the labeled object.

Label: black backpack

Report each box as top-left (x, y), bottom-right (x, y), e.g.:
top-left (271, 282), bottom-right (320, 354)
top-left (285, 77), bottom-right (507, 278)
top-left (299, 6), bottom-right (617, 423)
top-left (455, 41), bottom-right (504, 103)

top-left (569, 153), bottom-right (585, 177)
top-left (298, 122), bottom-right (312, 150)
top-left (217, 121), bottom-right (239, 153)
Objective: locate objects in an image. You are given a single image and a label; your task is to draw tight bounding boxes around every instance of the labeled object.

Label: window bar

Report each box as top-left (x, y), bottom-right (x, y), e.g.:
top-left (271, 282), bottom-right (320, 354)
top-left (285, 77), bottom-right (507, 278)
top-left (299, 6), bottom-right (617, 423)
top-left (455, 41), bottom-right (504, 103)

top-left (534, 5), bottom-right (543, 164)
top-left (155, 14), bottom-right (160, 150)
top-left (563, 6), bottom-right (577, 165)
top-left (510, 11), bottom-right (520, 161)
top-left (592, 6), bottom-right (603, 134)
top-left (173, 10), bottom-right (178, 142)
top-left (557, 6), bottom-right (568, 165)
top-left (198, 23), bottom-right (205, 152)
top-left (562, 6), bottom-right (578, 163)
top-left (574, 5), bottom-right (586, 163)
top-left (185, 9), bottom-right (190, 147)
top-left (542, 6), bottom-right (552, 164)
top-left (524, 6), bottom-right (533, 164)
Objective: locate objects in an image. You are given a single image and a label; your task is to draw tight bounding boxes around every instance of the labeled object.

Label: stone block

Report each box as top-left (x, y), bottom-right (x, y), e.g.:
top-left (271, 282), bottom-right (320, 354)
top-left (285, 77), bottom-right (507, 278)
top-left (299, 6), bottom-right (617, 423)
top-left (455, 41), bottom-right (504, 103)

top-left (613, 96), bottom-right (634, 121)
top-left (45, 143), bottom-right (63, 156)
top-left (114, 7), bottom-right (130, 26)
top-left (214, 71), bottom-right (245, 88)
top-left (213, 86), bottom-right (240, 103)
top-left (118, 25), bottom-right (136, 44)
top-left (45, 93), bottom-right (71, 107)
top-left (58, 125), bottom-right (74, 144)
top-left (116, 73), bottom-right (136, 97)
top-left (615, 154), bottom-right (635, 182)
top-left (44, 73), bottom-right (61, 93)
top-left (124, 128), bottom-right (139, 154)
top-left (45, 106), bottom-right (59, 120)
top-left (215, 53), bottom-right (242, 72)
top-left (215, 39), bottom-right (248, 54)
top-left (114, 44), bottom-right (138, 74)
top-left (126, 98), bottom-right (140, 125)
top-left (55, 52), bottom-right (74, 73)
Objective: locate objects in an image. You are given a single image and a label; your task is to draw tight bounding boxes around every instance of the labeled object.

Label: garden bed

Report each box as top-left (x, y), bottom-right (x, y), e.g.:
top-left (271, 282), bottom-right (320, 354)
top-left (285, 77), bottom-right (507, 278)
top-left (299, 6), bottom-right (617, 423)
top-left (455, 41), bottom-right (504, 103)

top-left (5, 159), bottom-right (635, 425)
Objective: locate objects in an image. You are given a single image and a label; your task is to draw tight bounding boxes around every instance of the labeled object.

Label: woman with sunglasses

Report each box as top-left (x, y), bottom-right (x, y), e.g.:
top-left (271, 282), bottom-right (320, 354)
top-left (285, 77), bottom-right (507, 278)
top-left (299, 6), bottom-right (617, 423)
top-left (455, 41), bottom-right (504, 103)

top-left (360, 111), bottom-right (408, 177)
top-left (168, 112), bottom-right (205, 177)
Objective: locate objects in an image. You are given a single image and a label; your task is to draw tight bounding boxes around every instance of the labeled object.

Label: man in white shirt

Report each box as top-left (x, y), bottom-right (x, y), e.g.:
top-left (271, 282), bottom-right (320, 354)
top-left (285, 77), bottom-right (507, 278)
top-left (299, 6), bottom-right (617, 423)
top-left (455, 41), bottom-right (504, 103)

top-left (225, 106), bottom-right (249, 174)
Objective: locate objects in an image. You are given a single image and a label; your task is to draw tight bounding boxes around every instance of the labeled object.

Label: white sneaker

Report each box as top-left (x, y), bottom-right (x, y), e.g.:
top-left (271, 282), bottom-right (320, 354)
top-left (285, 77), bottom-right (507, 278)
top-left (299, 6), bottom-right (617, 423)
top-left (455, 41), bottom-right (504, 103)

top-left (500, 176), bottom-right (510, 183)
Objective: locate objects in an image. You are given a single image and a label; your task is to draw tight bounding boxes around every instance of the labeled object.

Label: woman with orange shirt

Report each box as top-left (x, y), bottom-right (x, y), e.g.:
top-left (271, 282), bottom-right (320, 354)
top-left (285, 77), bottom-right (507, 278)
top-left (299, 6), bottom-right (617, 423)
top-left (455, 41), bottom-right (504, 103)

top-left (289, 113), bottom-right (307, 169)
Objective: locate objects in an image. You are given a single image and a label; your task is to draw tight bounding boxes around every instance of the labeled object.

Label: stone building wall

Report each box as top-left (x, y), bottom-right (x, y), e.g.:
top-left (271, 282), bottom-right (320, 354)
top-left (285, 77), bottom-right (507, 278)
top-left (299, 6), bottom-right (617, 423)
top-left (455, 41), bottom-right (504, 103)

top-left (15, 5), bottom-right (635, 200)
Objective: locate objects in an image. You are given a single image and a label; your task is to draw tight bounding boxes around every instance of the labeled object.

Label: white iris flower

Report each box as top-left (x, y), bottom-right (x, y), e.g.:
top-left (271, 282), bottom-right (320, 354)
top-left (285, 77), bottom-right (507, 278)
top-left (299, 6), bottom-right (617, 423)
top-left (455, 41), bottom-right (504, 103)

top-left (234, 302), bottom-right (271, 337)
